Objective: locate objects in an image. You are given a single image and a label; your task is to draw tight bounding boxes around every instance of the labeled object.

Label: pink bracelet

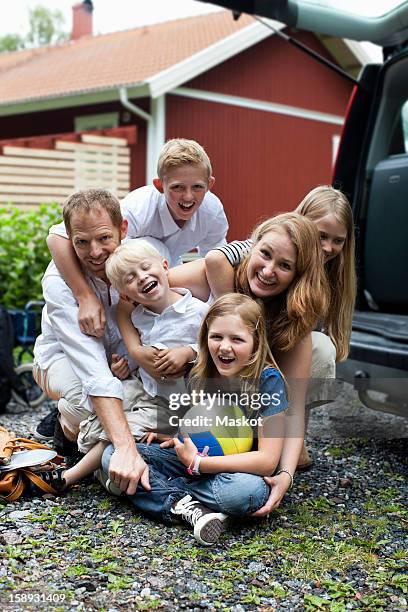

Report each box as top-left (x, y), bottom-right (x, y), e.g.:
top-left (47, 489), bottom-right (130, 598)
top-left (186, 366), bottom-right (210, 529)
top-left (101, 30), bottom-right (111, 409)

top-left (187, 446), bottom-right (209, 476)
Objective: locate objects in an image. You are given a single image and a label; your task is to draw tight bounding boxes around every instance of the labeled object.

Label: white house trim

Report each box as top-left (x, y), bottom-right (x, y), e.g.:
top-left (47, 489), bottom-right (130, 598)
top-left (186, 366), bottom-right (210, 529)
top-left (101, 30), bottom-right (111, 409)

top-left (119, 87), bottom-right (166, 183)
top-left (148, 95), bottom-right (166, 183)
top-left (147, 20), bottom-right (284, 99)
top-left (171, 87), bottom-right (344, 126)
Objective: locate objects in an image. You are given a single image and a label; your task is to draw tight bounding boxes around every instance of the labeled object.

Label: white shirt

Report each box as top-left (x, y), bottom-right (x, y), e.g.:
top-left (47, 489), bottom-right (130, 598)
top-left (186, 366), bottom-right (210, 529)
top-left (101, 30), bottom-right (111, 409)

top-left (34, 261), bottom-right (126, 411)
top-left (121, 185), bottom-right (228, 266)
top-left (131, 289), bottom-right (208, 399)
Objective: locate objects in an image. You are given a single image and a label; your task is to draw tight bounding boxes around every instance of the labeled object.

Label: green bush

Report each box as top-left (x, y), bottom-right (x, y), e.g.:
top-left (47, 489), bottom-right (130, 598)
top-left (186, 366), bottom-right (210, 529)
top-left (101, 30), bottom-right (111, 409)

top-left (0, 203), bottom-right (62, 308)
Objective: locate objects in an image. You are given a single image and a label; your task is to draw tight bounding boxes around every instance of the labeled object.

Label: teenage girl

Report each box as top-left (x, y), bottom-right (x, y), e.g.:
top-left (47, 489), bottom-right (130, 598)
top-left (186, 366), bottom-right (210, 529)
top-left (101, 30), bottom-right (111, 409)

top-left (102, 294), bottom-right (288, 546)
top-left (296, 185), bottom-right (356, 362)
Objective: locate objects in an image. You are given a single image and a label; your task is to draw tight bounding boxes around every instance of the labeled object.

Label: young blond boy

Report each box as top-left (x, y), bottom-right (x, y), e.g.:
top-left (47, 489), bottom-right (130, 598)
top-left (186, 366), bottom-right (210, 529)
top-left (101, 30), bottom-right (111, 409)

top-left (121, 139), bottom-right (228, 266)
top-left (45, 240), bottom-right (208, 492)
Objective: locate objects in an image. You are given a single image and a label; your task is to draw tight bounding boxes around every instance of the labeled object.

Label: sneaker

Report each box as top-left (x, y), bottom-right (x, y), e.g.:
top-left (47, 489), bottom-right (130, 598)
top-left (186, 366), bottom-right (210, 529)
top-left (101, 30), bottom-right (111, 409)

top-left (29, 465), bottom-right (67, 494)
top-left (171, 494), bottom-right (227, 546)
top-left (34, 406), bottom-right (59, 441)
top-left (53, 417), bottom-right (82, 465)
top-left (94, 468), bottom-right (122, 496)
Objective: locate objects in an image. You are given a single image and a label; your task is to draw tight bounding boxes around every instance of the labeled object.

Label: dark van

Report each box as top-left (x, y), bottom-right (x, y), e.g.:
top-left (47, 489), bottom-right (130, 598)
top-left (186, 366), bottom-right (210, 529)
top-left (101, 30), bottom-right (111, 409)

top-left (201, 0), bottom-right (408, 416)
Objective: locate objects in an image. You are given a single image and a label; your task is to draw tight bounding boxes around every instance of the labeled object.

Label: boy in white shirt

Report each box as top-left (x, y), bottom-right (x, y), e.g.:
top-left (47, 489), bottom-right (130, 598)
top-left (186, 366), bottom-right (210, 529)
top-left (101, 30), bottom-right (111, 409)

top-left (40, 240), bottom-right (207, 493)
top-left (47, 139), bottom-right (228, 338)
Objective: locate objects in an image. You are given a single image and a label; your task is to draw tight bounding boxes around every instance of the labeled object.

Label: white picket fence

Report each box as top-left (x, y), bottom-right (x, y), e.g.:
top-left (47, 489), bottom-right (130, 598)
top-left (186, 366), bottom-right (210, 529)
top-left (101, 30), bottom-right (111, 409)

top-left (0, 133), bottom-right (131, 208)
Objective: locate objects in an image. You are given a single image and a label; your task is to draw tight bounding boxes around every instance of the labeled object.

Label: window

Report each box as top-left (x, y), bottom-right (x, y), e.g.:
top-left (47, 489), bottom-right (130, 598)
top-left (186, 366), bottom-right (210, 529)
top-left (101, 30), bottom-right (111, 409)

top-left (75, 112), bottom-right (119, 132)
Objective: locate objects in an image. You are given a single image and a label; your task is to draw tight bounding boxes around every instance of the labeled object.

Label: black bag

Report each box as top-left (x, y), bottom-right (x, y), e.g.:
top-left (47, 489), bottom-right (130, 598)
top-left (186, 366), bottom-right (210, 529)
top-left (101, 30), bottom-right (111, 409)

top-left (0, 306), bottom-right (28, 411)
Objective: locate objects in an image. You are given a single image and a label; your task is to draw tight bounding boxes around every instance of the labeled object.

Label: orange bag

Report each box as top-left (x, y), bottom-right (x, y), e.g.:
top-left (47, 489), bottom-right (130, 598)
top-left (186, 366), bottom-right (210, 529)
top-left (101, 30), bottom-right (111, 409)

top-left (0, 467), bottom-right (60, 502)
top-left (0, 425), bottom-right (15, 464)
top-left (0, 426), bottom-right (63, 501)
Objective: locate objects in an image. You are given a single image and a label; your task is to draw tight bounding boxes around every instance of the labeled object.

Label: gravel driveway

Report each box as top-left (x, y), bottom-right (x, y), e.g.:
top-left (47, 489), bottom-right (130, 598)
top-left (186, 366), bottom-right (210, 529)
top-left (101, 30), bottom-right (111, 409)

top-left (0, 385), bottom-right (407, 611)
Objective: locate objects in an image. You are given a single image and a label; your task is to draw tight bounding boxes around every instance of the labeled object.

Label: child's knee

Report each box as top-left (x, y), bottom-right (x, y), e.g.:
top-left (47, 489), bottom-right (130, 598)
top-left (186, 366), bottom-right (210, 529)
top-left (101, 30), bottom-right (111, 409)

top-left (101, 444), bottom-right (115, 473)
top-left (213, 473), bottom-right (269, 515)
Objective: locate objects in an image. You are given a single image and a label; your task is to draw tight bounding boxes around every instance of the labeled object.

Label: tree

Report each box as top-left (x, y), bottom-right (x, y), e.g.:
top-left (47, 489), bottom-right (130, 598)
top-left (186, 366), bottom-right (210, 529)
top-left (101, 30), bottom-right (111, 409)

top-left (0, 33), bottom-right (26, 53)
top-left (26, 5), bottom-right (69, 47)
top-left (0, 4), bottom-right (68, 54)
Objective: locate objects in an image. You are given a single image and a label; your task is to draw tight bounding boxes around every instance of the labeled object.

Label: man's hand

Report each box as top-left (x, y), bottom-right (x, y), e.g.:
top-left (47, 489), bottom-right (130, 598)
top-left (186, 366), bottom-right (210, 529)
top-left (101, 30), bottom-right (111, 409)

top-left (108, 444), bottom-right (150, 495)
top-left (77, 292), bottom-right (106, 337)
top-left (111, 354), bottom-right (130, 380)
top-left (154, 346), bottom-right (194, 376)
top-left (250, 472), bottom-right (292, 517)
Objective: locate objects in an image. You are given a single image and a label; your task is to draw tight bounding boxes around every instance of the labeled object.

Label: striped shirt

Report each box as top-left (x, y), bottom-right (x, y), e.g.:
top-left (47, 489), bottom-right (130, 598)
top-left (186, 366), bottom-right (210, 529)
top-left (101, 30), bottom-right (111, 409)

top-left (213, 239), bottom-right (253, 266)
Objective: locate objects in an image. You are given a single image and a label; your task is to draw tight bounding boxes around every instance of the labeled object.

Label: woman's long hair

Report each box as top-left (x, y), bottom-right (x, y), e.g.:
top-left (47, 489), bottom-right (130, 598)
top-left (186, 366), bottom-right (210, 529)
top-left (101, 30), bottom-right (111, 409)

top-left (190, 293), bottom-right (278, 394)
top-left (235, 212), bottom-right (329, 353)
top-left (296, 186), bottom-right (356, 361)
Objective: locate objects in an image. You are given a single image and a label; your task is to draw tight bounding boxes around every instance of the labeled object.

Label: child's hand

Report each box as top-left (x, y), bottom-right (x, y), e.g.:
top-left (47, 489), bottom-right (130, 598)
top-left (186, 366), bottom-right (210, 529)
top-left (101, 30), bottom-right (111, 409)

top-left (134, 346), bottom-right (161, 379)
top-left (111, 354), bottom-right (130, 380)
top-left (78, 293), bottom-right (106, 337)
top-left (141, 432), bottom-right (172, 445)
top-left (173, 436), bottom-right (198, 467)
top-left (154, 347), bottom-right (195, 377)
top-left (160, 438), bottom-right (175, 449)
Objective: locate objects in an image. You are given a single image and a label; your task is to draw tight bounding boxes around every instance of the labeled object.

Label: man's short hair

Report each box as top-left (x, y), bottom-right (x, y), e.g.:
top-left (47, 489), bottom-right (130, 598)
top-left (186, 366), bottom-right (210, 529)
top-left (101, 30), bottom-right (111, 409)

top-left (106, 239), bottom-right (164, 293)
top-left (63, 189), bottom-right (123, 235)
top-left (157, 138), bottom-right (212, 181)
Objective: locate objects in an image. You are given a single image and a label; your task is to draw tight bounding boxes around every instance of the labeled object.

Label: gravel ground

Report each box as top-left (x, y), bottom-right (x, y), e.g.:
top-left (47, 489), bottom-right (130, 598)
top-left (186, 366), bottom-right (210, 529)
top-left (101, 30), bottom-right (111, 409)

top-left (0, 385), bottom-right (407, 611)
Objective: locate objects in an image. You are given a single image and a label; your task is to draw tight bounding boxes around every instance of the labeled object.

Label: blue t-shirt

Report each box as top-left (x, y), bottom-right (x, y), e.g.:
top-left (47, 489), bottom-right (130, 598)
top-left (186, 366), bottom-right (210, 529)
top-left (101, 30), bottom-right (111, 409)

top-left (257, 367), bottom-right (288, 417)
top-left (238, 367), bottom-right (287, 423)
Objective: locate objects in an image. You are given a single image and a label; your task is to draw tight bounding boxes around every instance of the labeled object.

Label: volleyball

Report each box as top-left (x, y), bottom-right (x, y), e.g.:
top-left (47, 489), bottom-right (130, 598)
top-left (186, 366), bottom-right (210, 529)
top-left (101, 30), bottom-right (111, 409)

top-left (178, 401), bottom-right (253, 456)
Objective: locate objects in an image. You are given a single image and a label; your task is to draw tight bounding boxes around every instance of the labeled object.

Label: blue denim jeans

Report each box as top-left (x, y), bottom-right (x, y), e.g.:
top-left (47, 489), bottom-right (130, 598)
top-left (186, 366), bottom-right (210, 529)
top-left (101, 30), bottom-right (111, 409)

top-left (101, 443), bottom-right (270, 525)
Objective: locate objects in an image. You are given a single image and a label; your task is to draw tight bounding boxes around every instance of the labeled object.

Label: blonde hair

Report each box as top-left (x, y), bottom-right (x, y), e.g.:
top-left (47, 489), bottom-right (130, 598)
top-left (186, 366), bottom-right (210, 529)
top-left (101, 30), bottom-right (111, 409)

top-left (235, 213), bottom-right (329, 353)
top-left (106, 239), bottom-right (164, 293)
top-left (296, 185), bottom-right (356, 361)
top-left (63, 189), bottom-right (122, 235)
top-left (190, 294), bottom-right (279, 394)
top-left (157, 138), bottom-right (212, 180)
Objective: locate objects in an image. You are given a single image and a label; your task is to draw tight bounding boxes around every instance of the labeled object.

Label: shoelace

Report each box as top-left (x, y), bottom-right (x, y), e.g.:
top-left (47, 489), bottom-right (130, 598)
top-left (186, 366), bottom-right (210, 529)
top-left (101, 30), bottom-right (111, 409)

top-left (174, 495), bottom-right (204, 526)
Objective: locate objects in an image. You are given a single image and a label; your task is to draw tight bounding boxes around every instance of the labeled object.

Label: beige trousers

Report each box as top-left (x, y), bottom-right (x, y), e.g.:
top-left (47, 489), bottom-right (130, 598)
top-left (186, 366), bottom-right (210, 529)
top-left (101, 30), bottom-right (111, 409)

top-left (77, 376), bottom-right (179, 454)
top-left (307, 331), bottom-right (339, 408)
top-left (33, 357), bottom-right (90, 435)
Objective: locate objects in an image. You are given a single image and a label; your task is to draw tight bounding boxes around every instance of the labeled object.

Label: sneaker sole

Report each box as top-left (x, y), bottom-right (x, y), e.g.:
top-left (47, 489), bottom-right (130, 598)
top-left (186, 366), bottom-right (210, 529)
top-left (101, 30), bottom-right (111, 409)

top-left (194, 513), bottom-right (228, 546)
top-left (94, 468), bottom-right (122, 496)
top-left (33, 429), bottom-right (54, 442)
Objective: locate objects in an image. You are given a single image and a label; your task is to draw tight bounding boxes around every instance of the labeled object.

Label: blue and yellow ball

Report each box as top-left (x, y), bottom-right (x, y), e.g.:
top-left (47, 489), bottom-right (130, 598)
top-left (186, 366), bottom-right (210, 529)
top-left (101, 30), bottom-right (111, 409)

top-left (179, 402), bottom-right (253, 456)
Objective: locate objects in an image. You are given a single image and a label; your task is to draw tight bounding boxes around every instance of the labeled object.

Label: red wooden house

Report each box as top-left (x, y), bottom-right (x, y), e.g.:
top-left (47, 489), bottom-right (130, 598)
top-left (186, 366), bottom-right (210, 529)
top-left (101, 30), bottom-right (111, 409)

top-left (0, 2), bottom-right (368, 238)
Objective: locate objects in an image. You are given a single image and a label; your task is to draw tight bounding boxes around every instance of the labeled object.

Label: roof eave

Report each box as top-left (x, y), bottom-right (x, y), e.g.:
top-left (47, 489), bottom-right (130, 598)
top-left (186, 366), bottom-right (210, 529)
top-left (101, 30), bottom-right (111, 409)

top-left (0, 83), bottom-right (150, 117)
top-left (0, 16), bottom-right (368, 116)
top-left (146, 19), bottom-right (280, 99)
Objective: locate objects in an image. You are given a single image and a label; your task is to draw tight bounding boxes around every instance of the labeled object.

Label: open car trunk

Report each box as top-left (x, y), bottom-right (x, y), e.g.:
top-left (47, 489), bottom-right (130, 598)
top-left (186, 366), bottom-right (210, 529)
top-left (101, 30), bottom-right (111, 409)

top-left (198, 0), bottom-right (408, 415)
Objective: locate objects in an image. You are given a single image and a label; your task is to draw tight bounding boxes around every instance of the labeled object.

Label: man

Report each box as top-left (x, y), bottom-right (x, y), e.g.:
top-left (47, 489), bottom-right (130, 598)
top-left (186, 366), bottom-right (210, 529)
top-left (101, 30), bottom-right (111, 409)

top-left (33, 189), bottom-right (150, 495)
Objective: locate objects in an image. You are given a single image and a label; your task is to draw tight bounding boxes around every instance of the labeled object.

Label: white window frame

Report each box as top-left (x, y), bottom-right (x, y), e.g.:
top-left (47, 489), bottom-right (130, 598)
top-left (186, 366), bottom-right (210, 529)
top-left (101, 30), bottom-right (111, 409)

top-left (75, 112), bottom-right (119, 132)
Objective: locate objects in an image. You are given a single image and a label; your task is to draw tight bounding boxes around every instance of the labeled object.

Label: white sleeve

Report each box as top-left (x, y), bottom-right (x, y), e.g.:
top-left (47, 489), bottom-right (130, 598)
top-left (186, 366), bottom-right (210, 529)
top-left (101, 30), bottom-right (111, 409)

top-left (121, 188), bottom-right (146, 238)
top-left (43, 276), bottom-right (123, 410)
top-left (49, 221), bottom-right (68, 239)
top-left (130, 237), bottom-right (171, 262)
top-left (197, 200), bottom-right (229, 257)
